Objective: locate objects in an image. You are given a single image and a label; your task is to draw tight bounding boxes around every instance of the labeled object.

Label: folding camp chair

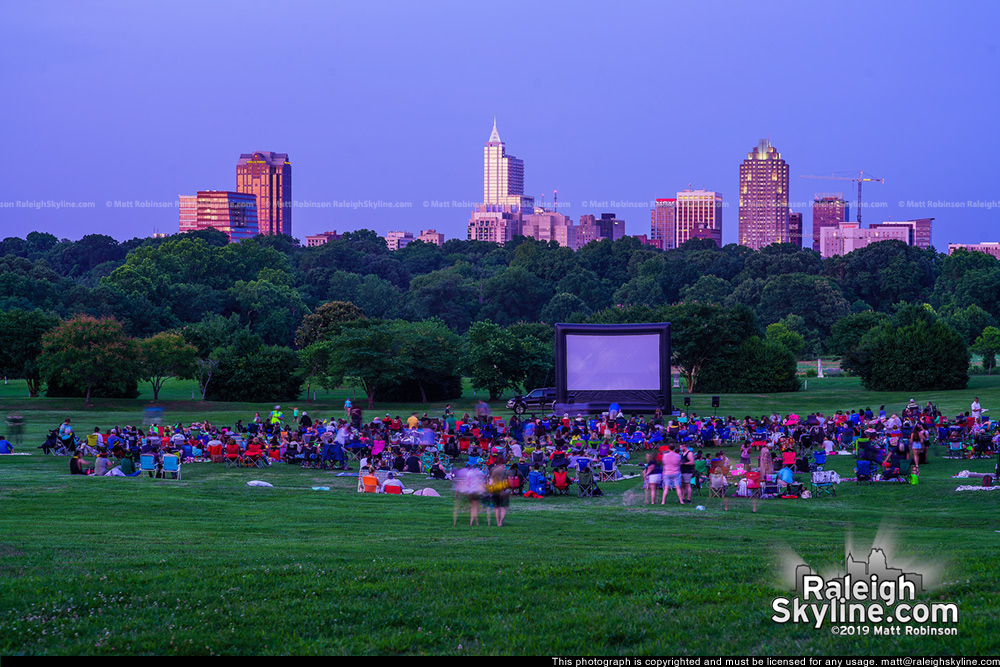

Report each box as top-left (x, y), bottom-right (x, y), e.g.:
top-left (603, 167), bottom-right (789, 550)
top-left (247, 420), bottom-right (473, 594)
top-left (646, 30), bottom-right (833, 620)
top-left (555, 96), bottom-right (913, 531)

top-left (361, 475), bottom-right (379, 493)
top-left (224, 443), bottom-right (241, 468)
top-left (243, 444), bottom-right (266, 468)
top-left (161, 454), bottom-right (181, 481)
top-left (613, 446), bottom-right (630, 465)
top-left (762, 474), bottom-right (779, 497)
top-left (577, 466), bottom-right (599, 497)
top-left (708, 473), bottom-right (728, 499)
top-left (810, 470), bottom-right (837, 496)
top-left (552, 469), bottom-right (572, 495)
top-left (745, 471), bottom-right (762, 498)
top-left (813, 450), bottom-right (827, 471)
top-left (139, 454), bottom-right (158, 478)
top-left (855, 460), bottom-right (875, 484)
top-left (597, 456), bottom-right (618, 482)
top-left (781, 450), bottom-right (797, 469)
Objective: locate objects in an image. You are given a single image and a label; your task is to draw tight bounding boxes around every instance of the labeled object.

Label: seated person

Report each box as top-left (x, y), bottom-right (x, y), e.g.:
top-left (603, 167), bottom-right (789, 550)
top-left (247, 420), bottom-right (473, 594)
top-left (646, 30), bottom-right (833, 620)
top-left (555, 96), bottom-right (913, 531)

top-left (429, 456), bottom-right (447, 480)
top-left (382, 471), bottom-right (404, 492)
top-left (94, 451), bottom-right (112, 477)
top-left (244, 440), bottom-right (264, 463)
top-left (530, 447), bottom-right (546, 468)
top-left (70, 453), bottom-right (92, 475)
top-left (777, 465), bottom-right (799, 493)
top-left (549, 446), bottom-right (568, 469)
top-left (119, 453), bottom-right (137, 476)
top-left (404, 452), bottom-right (422, 474)
top-left (709, 467), bottom-right (729, 510)
top-left (552, 467), bottom-right (572, 492)
top-left (693, 454), bottom-right (710, 481)
top-left (392, 452), bottom-right (407, 472)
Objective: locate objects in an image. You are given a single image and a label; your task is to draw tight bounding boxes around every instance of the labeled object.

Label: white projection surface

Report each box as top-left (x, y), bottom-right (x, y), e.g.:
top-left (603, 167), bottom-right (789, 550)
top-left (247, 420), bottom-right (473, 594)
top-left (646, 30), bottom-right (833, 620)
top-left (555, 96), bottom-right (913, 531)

top-left (565, 333), bottom-right (661, 391)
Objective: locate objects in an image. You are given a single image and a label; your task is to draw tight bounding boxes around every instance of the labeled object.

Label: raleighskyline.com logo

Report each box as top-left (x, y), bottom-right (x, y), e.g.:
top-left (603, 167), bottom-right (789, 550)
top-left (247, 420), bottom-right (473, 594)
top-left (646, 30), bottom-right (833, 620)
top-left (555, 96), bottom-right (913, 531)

top-left (772, 547), bottom-right (958, 636)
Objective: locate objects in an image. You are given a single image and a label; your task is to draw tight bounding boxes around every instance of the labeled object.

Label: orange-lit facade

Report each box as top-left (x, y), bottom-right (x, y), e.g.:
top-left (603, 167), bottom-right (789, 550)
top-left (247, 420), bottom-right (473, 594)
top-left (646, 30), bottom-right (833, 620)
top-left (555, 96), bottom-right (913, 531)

top-left (237, 151), bottom-right (291, 236)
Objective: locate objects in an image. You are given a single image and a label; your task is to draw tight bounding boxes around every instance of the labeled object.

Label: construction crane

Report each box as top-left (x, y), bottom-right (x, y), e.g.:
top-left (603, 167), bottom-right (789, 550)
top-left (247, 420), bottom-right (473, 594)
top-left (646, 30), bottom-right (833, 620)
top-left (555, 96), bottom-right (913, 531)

top-left (799, 171), bottom-right (885, 225)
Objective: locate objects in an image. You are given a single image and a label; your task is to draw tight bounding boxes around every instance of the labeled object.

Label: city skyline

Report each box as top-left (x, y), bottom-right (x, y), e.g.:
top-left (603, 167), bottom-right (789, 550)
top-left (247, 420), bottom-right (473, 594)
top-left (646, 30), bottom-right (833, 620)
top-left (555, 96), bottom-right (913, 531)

top-left (3, 2), bottom-right (999, 248)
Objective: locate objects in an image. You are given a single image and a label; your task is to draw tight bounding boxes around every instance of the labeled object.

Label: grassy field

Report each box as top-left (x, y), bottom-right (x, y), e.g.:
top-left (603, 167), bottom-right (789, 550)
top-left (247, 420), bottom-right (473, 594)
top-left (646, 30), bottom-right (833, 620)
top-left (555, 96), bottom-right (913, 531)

top-left (2, 377), bottom-right (1000, 655)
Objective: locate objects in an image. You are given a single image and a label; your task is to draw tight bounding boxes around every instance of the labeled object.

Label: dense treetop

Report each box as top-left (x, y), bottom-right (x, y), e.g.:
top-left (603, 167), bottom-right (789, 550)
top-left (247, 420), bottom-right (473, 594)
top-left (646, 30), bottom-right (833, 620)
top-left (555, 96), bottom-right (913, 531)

top-left (0, 229), bottom-right (988, 398)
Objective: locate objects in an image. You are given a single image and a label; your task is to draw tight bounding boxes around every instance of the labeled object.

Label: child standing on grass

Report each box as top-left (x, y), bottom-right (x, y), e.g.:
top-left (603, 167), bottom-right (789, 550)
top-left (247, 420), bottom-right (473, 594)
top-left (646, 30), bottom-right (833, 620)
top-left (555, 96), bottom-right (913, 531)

top-left (740, 441), bottom-right (751, 467)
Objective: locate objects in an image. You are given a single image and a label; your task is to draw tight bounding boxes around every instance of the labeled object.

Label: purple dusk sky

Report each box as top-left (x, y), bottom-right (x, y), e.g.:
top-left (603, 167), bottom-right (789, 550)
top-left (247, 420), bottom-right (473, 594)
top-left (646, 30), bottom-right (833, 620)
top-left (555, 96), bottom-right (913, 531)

top-left (2, 1), bottom-right (998, 248)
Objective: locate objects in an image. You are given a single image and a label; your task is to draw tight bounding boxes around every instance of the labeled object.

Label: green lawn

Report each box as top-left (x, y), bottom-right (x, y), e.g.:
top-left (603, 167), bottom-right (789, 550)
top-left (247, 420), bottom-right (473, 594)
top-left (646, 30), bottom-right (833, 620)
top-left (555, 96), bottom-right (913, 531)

top-left (2, 377), bottom-right (1000, 655)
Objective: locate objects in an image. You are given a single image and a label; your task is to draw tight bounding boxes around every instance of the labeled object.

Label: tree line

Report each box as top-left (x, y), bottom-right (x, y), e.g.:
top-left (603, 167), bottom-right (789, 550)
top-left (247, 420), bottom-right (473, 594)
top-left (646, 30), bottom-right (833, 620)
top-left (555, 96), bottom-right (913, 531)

top-left (0, 228), bottom-right (994, 400)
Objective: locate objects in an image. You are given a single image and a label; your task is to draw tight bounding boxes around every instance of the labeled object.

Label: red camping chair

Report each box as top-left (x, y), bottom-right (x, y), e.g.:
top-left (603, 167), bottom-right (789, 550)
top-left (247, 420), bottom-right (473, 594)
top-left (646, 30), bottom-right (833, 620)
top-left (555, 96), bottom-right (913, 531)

top-left (224, 442), bottom-right (241, 467)
top-left (553, 469), bottom-right (572, 495)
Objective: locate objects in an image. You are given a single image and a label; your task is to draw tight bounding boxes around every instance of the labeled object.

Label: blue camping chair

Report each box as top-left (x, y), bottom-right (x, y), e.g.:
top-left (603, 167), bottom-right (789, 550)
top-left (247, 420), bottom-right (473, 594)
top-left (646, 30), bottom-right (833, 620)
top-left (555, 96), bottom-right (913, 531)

top-left (162, 454), bottom-right (181, 480)
top-left (813, 450), bottom-right (827, 471)
top-left (855, 459), bottom-right (875, 484)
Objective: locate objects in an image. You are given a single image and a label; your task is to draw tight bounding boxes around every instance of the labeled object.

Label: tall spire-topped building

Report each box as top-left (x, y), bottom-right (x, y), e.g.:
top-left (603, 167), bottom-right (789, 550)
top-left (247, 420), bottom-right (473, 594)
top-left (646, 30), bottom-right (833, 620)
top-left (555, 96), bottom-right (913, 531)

top-left (738, 138), bottom-right (790, 250)
top-left (483, 120), bottom-right (533, 211)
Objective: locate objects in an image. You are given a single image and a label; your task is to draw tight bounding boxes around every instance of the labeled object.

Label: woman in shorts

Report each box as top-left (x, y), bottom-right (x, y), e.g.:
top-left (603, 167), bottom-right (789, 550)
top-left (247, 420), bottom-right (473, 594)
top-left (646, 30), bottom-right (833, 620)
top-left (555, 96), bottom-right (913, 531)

top-left (661, 445), bottom-right (684, 505)
top-left (644, 452), bottom-right (661, 505)
top-left (488, 465), bottom-right (510, 527)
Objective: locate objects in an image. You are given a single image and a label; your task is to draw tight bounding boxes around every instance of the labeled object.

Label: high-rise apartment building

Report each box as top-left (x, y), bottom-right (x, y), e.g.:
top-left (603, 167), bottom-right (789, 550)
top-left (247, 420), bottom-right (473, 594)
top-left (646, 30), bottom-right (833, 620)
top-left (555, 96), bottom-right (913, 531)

top-left (237, 151), bottom-right (291, 237)
top-left (675, 190), bottom-right (723, 247)
top-left (178, 191), bottom-right (259, 242)
top-left (869, 219), bottom-right (933, 250)
top-left (789, 212), bottom-right (803, 248)
top-left (738, 139), bottom-right (790, 250)
top-left (812, 194), bottom-right (849, 252)
top-left (650, 198), bottom-right (676, 251)
top-left (483, 120), bottom-right (534, 212)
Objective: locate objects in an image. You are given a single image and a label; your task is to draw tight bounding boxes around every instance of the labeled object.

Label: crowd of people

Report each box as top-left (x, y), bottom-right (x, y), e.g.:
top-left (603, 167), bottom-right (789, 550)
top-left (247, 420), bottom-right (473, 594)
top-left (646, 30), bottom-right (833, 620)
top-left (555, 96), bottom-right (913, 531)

top-left (31, 397), bottom-right (998, 519)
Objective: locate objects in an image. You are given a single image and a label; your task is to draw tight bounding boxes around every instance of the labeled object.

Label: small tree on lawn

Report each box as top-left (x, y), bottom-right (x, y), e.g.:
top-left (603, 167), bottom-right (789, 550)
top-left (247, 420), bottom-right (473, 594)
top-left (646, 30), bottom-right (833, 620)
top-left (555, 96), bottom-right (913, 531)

top-left (139, 332), bottom-right (198, 400)
top-left (973, 326), bottom-right (1000, 375)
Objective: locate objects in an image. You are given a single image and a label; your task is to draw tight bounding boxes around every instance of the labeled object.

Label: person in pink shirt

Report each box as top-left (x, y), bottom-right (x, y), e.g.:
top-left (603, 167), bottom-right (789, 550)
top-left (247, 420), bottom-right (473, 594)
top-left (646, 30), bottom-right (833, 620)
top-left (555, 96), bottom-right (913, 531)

top-left (661, 445), bottom-right (684, 505)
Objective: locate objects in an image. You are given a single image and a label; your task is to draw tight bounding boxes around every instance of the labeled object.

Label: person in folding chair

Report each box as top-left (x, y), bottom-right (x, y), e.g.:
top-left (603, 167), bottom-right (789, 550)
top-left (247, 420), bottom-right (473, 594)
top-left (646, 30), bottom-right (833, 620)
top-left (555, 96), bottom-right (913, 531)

top-left (708, 465), bottom-right (729, 511)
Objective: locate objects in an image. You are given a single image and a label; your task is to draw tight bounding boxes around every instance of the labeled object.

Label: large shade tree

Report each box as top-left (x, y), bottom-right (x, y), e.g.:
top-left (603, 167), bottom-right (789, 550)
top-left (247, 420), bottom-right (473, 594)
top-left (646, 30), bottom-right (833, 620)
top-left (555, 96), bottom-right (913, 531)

top-left (38, 315), bottom-right (141, 405)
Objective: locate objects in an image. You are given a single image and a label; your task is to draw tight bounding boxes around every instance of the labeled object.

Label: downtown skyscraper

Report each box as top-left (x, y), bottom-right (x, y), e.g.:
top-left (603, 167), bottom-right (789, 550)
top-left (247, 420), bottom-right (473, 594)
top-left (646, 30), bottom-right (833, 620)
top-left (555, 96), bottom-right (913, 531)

top-left (482, 119), bottom-right (533, 211)
top-left (237, 151), bottom-right (291, 236)
top-left (469, 120), bottom-right (533, 243)
top-left (738, 139), bottom-right (790, 250)
top-left (675, 189), bottom-right (723, 247)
